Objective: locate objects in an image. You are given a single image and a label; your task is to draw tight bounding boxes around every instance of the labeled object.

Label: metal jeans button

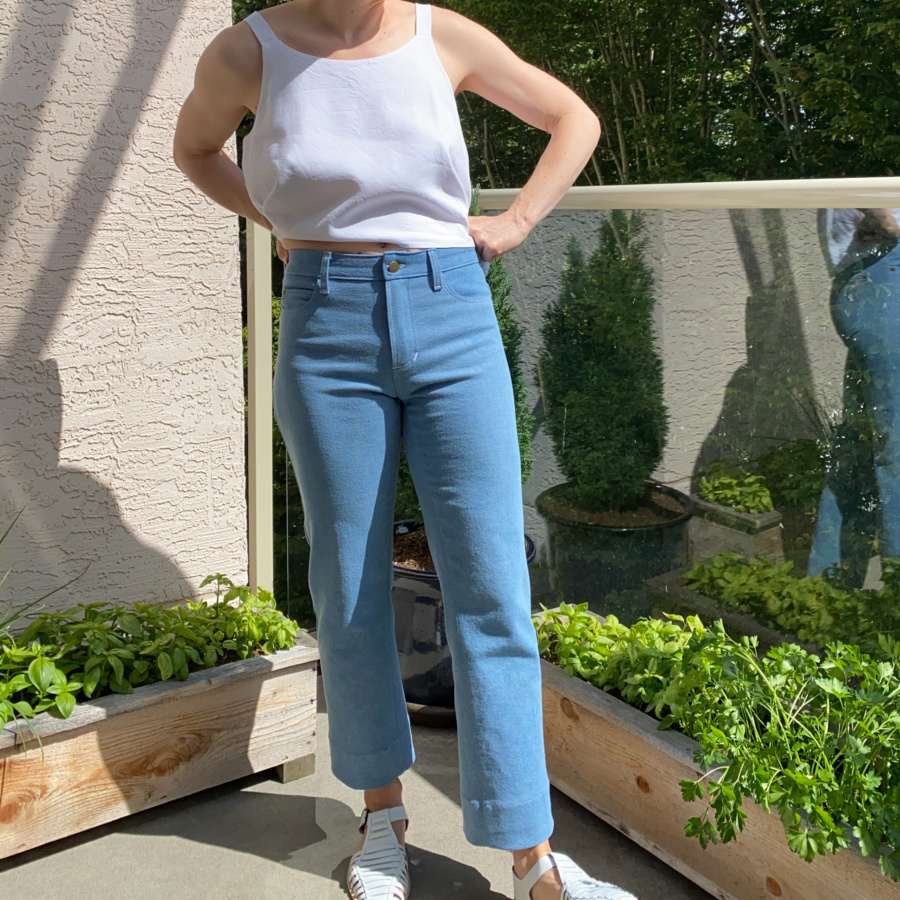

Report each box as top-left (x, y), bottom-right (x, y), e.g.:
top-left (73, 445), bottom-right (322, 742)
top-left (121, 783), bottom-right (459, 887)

top-left (388, 261), bottom-right (401, 273)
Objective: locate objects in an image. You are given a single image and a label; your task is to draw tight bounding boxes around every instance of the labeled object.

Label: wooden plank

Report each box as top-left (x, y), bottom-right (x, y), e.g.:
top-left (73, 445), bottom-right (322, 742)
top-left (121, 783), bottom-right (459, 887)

top-left (541, 659), bottom-right (894, 900)
top-left (276, 753), bottom-right (316, 784)
top-left (0, 661), bottom-right (317, 859)
top-left (0, 640), bottom-right (319, 750)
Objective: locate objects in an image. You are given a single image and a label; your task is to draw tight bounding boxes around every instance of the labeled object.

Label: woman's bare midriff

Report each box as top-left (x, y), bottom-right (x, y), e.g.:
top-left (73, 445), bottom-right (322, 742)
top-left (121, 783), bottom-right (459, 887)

top-left (281, 239), bottom-right (426, 255)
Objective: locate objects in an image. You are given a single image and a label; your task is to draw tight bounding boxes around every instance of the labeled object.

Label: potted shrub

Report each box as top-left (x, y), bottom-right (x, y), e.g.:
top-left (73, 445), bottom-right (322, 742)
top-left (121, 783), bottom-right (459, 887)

top-left (391, 212), bottom-right (536, 723)
top-left (688, 460), bottom-right (785, 563)
top-left (534, 603), bottom-right (899, 899)
top-left (0, 518), bottom-right (318, 859)
top-left (534, 210), bottom-right (691, 622)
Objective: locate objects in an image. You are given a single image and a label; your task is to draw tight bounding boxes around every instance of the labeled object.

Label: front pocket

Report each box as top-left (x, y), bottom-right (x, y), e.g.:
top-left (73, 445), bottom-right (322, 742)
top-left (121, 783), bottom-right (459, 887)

top-left (280, 274), bottom-right (320, 310)
top-left (441, 261), bottom-right (492, 304)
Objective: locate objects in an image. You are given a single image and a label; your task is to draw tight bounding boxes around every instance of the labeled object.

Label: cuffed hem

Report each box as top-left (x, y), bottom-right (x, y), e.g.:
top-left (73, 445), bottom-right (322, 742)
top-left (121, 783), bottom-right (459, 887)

top-left (461, 782), bottom-right (554, 850)
top-left (329, 732), bottom-right (416, 791)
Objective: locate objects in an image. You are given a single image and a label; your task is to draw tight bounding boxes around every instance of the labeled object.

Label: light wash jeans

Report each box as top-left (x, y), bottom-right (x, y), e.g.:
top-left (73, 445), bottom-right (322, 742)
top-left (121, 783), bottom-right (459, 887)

top-left (809, 242), bottom-right (900, 582)
top-left (272, 247), bottom-right (553, 850)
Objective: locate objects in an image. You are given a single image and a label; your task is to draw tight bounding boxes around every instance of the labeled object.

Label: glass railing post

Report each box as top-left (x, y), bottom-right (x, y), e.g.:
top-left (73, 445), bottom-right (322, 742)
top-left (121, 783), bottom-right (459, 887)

top-left (247, 221), bottom-right (274, 593)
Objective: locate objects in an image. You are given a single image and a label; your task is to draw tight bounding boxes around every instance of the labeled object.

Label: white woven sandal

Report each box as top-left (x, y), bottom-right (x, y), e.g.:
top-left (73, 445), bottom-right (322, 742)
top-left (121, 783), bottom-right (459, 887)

top-left (513, 852), bottom-right (636, 900)
top-left (346, 804), bottom-right (411, 900)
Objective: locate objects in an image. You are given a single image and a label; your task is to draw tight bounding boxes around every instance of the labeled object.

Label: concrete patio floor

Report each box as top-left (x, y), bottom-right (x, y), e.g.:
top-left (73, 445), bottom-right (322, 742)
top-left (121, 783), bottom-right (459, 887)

top-left (0, 676), bottom-right (711, 900)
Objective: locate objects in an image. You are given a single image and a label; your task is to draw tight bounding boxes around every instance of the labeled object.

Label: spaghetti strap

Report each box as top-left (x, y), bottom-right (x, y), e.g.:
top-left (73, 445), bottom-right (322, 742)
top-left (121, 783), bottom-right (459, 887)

top-left (245, 11), bottom-right (279, 47)
top-left (415, 4), bottom-right (432, 37)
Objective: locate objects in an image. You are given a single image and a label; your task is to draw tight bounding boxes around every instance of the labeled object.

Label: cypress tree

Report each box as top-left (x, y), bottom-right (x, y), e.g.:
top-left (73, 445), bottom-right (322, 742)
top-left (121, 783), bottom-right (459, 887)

top-left (538, 210), bottom-right (668, 513)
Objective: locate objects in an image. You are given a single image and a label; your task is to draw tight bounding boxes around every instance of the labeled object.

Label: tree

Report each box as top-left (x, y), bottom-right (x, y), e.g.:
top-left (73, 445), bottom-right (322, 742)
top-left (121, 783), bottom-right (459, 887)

top-left (443, 0), bottom-right (900, 186)
top-left (538, 211), bottom-right (668, 512)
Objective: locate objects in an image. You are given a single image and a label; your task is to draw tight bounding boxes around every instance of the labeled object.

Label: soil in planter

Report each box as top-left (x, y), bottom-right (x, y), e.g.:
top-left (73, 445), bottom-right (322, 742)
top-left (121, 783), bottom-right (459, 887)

top-left (394, 527), bottom-right (436, 572)
top-left (541, 484), bottom-right (686, 527)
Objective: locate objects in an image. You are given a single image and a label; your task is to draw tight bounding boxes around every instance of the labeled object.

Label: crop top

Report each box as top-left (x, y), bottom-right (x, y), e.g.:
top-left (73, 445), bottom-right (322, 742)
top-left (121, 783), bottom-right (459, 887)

top-left (241, 4), bottom-right (475, 249)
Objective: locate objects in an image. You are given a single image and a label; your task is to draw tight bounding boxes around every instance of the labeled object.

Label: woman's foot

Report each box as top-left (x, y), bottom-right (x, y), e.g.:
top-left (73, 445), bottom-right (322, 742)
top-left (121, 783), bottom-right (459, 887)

top-left (346, 779), bottom-right (410, 900)
top-left (513, 842), bottom-right (564, 900)
top-left (353, 778), bottom-right (407, 853)
top-left (512, 844), bottom-right (636, 900)
top-left (522, 865), bottom-right (565, 900)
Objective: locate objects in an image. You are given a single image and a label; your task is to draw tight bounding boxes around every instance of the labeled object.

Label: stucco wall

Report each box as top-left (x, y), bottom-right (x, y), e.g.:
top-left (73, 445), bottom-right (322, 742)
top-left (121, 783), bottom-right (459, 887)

top-left (506, 208), bottom-right (847, 558)
top-left (0, 0), bottom-right (245, 610)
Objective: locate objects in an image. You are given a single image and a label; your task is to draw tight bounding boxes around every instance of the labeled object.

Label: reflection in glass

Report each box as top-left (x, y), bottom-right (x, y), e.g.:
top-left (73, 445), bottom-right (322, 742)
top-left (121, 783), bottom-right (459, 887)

top-left (514, 204), bottom-right (900, 658)
top-left (808, 208), bottom-right (900, 587)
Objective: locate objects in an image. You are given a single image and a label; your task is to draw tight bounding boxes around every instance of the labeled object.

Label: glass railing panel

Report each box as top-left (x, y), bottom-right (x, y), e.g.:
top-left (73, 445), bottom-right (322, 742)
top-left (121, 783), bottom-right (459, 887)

top-left (511, 203), bottom-right (900, 659)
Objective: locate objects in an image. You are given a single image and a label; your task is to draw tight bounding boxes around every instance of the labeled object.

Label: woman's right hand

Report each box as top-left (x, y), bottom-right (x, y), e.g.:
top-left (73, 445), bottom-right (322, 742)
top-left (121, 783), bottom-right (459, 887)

top-left (856, 209), bottom-right (900, 244)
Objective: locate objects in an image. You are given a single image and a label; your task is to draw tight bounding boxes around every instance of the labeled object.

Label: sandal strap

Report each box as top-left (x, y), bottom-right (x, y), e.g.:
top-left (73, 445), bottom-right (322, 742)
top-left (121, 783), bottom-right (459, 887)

top-left (551, 852), bottom-right (637, 900)
top-left (358, 804), bottom-right (409, 834)
top-left (513, 852), bottom-right (558, 900)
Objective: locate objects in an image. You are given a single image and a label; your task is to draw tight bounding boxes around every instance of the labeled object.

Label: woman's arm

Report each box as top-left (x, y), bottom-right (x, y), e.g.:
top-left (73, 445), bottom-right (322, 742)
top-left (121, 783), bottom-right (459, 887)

top-left (433, 9), bottom-right (602, 261)
top-left (173, 25), bottom-right (271, 230)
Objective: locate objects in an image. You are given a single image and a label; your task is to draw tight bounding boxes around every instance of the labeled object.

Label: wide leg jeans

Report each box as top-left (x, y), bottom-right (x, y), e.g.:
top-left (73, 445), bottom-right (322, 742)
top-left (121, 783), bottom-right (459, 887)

top-left (809, 243), bottom-right (900, 581)
top-left (272, 246), bottom-right (553, 850)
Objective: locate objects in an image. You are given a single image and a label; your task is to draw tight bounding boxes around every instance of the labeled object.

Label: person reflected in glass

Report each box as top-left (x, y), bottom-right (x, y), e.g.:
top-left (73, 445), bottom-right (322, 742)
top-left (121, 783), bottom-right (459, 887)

top-left (808, 207), bottom-right (900, 586)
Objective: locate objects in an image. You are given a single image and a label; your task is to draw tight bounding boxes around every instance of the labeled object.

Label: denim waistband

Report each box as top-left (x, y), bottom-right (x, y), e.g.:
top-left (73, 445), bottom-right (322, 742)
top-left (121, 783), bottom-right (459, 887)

top-left (285, 246), bottom-right (485, 284)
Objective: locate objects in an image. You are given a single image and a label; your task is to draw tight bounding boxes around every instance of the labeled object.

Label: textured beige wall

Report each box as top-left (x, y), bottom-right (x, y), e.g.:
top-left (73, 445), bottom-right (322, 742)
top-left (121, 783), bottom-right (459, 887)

top-left (0, 0), bottom-right (246, 610)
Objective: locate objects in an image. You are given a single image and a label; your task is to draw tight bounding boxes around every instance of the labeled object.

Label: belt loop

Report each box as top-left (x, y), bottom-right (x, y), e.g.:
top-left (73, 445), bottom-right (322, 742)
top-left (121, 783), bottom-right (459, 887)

top-left (319, 252), bottom-right (331, 295)
top-left (426, 249), bottom-right (443, 292)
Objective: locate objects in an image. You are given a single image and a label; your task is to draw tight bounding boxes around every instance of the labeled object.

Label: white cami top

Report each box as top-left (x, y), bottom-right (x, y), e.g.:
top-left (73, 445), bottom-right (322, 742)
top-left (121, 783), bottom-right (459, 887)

top-left (241, 4), bottom-right (475, 249)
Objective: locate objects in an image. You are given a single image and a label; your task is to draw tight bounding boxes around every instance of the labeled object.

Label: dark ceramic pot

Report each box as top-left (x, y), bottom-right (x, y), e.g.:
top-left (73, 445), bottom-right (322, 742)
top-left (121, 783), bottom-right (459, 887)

top-left (535, 482), bottom-right (693, 624)
top-left (391, 520), bottom-right (537, 723)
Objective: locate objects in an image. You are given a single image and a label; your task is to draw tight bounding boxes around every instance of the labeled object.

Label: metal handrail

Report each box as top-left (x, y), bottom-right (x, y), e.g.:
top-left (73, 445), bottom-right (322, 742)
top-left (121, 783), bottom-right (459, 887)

top-left (479, 177), bottom-right (900, 211)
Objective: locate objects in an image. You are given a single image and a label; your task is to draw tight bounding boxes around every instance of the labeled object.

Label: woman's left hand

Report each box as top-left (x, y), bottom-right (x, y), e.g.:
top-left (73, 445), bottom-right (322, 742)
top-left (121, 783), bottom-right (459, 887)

top-left (468, 211), bottom-right (530, 263)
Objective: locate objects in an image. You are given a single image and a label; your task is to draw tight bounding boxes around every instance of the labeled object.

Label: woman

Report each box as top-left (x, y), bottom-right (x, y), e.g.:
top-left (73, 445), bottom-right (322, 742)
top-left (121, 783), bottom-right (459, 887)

top-left (808, 207), bottom-right (900, 586)
top-left (173, 3), bottom-right (631, 899)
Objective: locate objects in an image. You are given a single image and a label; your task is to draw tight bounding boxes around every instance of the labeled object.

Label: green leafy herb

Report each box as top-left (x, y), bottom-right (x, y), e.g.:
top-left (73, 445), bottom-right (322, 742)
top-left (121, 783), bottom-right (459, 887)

top-left (684, 551), bottom-right (900, 654)
top-left (700, 461), bottom-right (774, 515)
top-left (0, 574), bottom-right (300, 738)
top-left (535, 603), bottom-right (900, 881)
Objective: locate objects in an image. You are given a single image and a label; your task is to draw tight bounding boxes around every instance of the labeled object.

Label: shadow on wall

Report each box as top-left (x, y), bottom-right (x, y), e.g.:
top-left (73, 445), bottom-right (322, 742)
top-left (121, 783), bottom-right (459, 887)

top-left (0, 0), bottom-right (192, 605)
top-left (692, 209), bottom-right (818, 485)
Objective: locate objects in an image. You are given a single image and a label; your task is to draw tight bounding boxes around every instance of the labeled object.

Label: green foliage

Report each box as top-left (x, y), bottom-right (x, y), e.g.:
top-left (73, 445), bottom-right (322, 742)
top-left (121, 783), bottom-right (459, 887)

top-left (233, 0), bottom-right (283, 25)
top-left (699, 461), bottom-right (774, 515)
top-left (446, 0), bottom-right (900, 187)
top-left (790, 0), bottom-right (900, 177)
top-left (684, 551), bottom-right (900, 655)
top-left (755, 438), bottom-right (828, 513)
top-left (537, 210), bottom-right (668, 512)
top-left (0, 574), bottom-right (299, 738)
top-left (535, 603), bottom-right (900, 881)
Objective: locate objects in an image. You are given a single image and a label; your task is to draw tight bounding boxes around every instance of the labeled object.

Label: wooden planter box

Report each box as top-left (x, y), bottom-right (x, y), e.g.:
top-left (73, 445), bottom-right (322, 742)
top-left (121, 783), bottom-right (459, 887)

top-left (0, 634), bottom-right (320, 859)
top-left (688, 495), bottom-right (784, 564)
top-left (541, 658), bottom-right (893, 900)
